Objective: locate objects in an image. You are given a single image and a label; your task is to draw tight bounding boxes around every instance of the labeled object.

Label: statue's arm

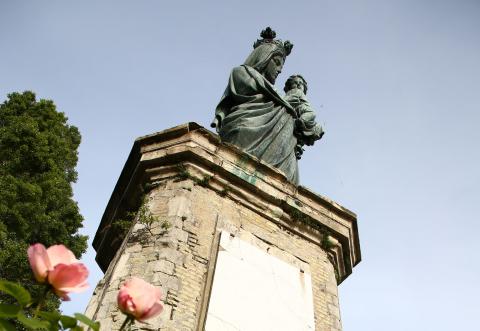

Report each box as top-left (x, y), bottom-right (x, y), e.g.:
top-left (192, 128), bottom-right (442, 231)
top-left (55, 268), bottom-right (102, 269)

top-left (295, 102), bottom-right (324, 145)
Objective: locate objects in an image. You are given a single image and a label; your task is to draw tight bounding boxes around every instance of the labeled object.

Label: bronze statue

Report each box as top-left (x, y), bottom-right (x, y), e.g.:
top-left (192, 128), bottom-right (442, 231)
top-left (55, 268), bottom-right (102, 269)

top-left (211, 27), bottom-right (323, 184)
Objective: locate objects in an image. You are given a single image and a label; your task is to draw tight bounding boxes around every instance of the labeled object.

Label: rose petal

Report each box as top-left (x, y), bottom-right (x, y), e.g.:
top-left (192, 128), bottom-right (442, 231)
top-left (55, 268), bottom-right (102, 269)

top-left (46, 245), bottom-right (78, 267)
top-left (117, 291), bottom-right (136, 315)
top-left (27, 244), bottom-right (51, 282)
top-left (140, 300), bottom-right (164, 321)
top-left (57, 282), bottom-right (89, 293)
top-left (47, 263), bottom-right (89, 296)
top-left (126, 279), bottom-right (157, 316)
top-left (52, 289), bottom-right (71, 301)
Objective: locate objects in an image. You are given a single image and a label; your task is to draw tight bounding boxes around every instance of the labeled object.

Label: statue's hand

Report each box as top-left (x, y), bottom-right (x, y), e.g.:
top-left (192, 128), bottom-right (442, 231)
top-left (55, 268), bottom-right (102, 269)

top-left (295, 144), bottom-right (305, 160)
top-left (294, 118), bottom-right (306, 133)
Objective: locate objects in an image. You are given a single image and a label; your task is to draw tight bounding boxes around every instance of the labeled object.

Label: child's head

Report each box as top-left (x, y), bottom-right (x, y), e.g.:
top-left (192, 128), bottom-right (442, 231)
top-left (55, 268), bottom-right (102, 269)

top-left (284, 74), bottom-right (308, 94)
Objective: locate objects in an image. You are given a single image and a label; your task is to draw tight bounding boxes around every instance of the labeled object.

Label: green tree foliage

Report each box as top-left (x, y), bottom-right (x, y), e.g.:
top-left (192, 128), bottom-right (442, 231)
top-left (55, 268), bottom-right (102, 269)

top-left (0, 91), bottom-right (87, 311)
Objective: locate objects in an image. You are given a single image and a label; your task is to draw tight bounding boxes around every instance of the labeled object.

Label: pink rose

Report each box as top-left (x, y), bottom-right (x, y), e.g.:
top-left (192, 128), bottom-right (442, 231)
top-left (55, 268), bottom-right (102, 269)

top-left (27, 243), bottom-right (89, 300)
top-left (117, 277), bottom-right (164, 321)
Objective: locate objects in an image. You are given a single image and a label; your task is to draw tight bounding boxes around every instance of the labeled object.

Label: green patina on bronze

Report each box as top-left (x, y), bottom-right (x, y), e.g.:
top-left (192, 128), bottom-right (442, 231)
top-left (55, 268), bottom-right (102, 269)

top-left (232, 166), bottom-right (257, 186)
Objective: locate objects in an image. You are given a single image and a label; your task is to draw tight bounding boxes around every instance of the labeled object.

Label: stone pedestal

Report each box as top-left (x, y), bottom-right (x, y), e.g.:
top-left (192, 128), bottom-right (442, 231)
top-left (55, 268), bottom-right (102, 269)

top-left (86, 123), bottom-right (361, 331)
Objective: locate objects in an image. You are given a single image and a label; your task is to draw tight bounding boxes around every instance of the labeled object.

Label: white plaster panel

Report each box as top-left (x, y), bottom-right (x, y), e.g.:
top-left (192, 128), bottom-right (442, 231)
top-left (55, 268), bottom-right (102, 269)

top-left (205, 231), bottom-right (315, 331)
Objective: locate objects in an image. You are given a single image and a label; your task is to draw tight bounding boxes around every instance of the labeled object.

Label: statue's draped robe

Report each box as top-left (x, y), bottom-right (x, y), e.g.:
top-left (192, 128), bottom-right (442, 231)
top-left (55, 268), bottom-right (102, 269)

top-left (213, 65), bottom-right (299, 184)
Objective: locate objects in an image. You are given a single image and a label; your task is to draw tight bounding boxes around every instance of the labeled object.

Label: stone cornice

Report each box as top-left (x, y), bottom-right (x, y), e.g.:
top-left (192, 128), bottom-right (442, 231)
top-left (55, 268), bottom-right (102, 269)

top-left (93, 123), bottom-right (361, 284)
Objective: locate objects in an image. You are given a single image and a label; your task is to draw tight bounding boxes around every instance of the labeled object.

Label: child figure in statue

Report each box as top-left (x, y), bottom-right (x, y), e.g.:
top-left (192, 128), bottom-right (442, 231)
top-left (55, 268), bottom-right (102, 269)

top-left (283, 75), bottom-right (324, 159)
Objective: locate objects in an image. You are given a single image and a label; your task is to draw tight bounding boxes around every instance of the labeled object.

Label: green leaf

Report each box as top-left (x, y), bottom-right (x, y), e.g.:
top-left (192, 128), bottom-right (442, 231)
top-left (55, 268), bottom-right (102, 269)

top-left (17, 312), bottom-right (50, 329)
top-left (60, 315), bottom-right (77, 328)
top-left (0, 280), bottom-right (31, 306)
top-left (0, 319), bottom-right (17, 331)
top-left (37, 310), bottom-right (60, 321)
top-left (0, 303), bottom-right (21, 318)
top-left (74, 313), bottom-right (99, 331)
top-left (70, 326), bottom-right (84, 331)
top-left (37, 310), bottom-right (61, 331)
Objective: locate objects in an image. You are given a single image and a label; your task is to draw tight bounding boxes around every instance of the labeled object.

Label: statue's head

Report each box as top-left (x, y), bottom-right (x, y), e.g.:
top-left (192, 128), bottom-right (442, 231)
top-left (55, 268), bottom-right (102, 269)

top-left (284, 74), bottom-right (308, 94)
top-left (244, 27), bottom-right (293, 84)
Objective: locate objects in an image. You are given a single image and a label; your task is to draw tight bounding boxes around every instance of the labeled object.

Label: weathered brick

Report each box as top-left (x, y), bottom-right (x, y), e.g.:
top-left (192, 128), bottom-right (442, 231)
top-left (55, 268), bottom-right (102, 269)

top-left (153, 259), bottom-right (175, 275)
top-left (156, 248), bottom-right (185, 265)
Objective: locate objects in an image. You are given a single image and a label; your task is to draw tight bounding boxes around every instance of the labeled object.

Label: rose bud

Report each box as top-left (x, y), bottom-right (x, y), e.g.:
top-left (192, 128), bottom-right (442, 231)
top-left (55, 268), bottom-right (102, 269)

top-left (117, 277), bottom-right (164, 321)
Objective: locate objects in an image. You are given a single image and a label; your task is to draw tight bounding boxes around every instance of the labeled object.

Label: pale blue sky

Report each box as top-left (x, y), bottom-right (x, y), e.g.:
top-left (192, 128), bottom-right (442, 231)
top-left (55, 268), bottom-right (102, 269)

top-left (1, 1), bottom-right (479, 330)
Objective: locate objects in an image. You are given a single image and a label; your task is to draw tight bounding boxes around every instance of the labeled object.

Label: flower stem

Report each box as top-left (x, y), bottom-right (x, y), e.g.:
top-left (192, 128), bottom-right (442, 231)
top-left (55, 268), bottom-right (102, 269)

top-left (33, 285), bottom-right (51, 318)
top-left (119, 315), bottom-right (133, 331)
top-left (33, 302), bottom-right (42, 318)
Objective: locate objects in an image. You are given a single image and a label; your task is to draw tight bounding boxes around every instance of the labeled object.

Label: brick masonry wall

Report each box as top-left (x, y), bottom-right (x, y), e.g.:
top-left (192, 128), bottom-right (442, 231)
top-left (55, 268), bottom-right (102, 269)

top-left (85, 177), bottom-right (342, 331)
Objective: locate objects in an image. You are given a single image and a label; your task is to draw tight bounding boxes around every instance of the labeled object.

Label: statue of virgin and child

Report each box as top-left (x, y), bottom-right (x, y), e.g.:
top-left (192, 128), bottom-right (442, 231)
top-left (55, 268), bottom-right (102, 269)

top-left (211, 27), bottom-right (324, 185)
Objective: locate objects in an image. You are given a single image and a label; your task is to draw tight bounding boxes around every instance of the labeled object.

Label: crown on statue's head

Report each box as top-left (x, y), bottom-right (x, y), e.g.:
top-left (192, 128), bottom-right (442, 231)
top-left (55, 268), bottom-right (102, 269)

top-left (253, 27), bottom-right (293, 57)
